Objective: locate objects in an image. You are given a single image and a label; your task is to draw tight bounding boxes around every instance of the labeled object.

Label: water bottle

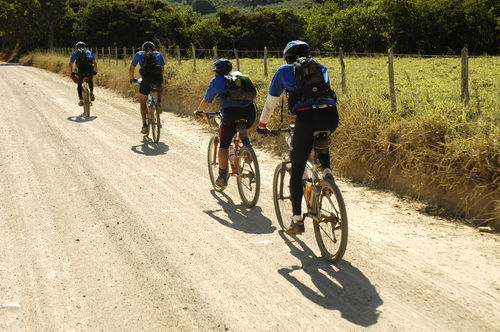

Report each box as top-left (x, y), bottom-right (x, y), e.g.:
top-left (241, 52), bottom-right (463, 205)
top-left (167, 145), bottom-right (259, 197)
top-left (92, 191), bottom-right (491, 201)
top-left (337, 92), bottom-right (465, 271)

top-left (304, 179), bottom-right (312, 202)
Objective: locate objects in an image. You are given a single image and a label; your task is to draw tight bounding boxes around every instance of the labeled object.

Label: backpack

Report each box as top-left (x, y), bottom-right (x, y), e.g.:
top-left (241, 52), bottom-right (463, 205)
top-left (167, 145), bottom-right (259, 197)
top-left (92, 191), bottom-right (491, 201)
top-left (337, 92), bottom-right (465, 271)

top-left (140, 50), bottom-right (162, 75)
top-left (222, 72), bottom-right (257, 101)
top-left (75, 50), bottom-right (93, 73)
top-left (288, 56), bottom-right (335, 112)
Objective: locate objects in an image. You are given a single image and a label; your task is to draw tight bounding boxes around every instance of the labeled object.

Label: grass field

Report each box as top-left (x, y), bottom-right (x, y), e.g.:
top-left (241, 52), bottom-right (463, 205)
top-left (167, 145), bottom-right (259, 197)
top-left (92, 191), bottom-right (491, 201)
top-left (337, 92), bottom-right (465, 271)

top-left (21, 52), bottom-right (500, 229)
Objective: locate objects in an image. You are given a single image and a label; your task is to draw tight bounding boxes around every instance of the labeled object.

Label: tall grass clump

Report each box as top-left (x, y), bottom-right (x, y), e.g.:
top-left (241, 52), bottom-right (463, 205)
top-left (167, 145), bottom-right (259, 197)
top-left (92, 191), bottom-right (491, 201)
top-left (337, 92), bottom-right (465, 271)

top-left (20, 52), bottom-right (500, 230)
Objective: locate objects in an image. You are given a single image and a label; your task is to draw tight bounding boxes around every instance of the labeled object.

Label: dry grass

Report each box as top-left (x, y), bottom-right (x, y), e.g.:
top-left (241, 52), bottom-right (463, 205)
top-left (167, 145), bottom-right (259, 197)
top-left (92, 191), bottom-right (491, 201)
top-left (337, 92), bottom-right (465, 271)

top-left (20, 52), bottom-right (500, 229)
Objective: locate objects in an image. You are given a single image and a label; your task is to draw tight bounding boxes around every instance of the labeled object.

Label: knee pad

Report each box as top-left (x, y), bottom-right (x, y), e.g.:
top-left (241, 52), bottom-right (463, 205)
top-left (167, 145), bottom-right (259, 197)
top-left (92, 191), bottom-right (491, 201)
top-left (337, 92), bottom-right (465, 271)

top-left (313, 131), bottom-right (330, 154)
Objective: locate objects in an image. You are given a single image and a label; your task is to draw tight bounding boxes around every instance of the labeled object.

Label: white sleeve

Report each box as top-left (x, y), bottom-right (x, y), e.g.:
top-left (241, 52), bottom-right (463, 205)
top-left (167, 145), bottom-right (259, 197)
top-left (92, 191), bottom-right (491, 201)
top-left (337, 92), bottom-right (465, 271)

top-left (259, 94), bottom-right (281, 124)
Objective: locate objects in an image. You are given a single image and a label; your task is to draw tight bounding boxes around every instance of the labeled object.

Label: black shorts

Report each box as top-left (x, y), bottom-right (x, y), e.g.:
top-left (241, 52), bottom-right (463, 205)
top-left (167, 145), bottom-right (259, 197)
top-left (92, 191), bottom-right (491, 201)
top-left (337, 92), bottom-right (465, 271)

top-left (140, 72), bottom-right (163, 95)
top-left (219, 104), bottom-right (256, 149)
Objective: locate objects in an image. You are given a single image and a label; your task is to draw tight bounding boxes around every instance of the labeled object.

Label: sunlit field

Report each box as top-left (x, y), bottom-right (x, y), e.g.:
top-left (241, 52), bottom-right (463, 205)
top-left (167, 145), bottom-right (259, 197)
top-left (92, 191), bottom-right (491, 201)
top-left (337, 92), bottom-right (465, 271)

top-left (21, 52), bottom-right (499, 227)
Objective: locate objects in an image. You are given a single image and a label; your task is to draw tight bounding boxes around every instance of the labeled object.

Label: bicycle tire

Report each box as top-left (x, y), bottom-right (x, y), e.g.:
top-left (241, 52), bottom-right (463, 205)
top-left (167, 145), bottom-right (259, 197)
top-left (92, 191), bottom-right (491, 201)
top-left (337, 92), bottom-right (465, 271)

top-left (236, 145), bottom-right (260, 208)
top-left (207, 135), bottom-right (222, 191)
top-left (150, 103), bottom-right (161, 143)
top-left (272, 162), bottom-right (293, 231)
top-left (313, 178), bottom-right (348, 263)
top-left (82, 85), bottom-right (91, 117)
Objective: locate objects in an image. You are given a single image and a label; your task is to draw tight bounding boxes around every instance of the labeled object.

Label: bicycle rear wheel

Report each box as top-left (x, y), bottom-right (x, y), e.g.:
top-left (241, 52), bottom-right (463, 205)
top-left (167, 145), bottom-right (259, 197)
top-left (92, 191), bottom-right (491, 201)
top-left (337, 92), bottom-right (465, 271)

top-left (272, 162), bottom-right (293, 231)
top-left (82, 85), bottom-right (91, 117)
top-left (150, 103), bottom-right (161, 143)
top-left (207, 135), bottom-right (222, 191)
top-left (313, 179), bottom-right (348, 263)
top-left (236, 145), bottom-right (260, 208)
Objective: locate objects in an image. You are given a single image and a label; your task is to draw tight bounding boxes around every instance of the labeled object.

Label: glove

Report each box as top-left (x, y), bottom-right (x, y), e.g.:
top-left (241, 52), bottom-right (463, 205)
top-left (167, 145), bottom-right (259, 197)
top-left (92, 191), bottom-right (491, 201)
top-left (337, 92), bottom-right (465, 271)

top-left (130, 78), bottom-right (137, 84)
top-left (194, 110), bottom-right (205, 118)
top-left (256, 122), bottom-right (271, 136)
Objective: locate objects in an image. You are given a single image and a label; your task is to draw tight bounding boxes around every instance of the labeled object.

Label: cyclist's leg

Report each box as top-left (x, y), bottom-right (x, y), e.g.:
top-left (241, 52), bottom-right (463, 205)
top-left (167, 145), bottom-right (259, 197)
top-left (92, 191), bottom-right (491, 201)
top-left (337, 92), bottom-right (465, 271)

top-left (314, 107), bottom-right (339, 171)
top-left (218, 110), bottom-right (237, 183)
top-left (77, 75), bottom-right (83, 101)
top-left (139, 77), bottom-right (151, 130)
top-left (88, 75), bottom-right (95, 100)
top-left (237, 103), bottom-right (257, 146)
top-left (290, 112), bottom-right (315, 217)
top-left (154, 73), bottom-right (164, 105)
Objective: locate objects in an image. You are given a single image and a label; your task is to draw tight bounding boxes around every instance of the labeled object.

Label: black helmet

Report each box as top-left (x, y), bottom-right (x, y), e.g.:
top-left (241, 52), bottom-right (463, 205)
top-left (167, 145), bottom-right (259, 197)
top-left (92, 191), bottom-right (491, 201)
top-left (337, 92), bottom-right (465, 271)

top-left (75, 41), bottom-right (86, 51)
top-left (283, 40), bottom-right (309, 61)
top-left (142, 41), bottom-right (155, 51)
top-left (213, 58), bottom-right (232, 75)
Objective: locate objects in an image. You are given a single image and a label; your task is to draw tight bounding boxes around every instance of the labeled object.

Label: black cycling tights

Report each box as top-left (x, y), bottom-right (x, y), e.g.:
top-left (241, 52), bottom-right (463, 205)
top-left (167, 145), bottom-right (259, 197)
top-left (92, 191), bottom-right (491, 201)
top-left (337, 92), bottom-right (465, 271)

top-left (290, 107), bottom-right (339, 216)
top-left (77, 75), bottom-right (94, 100)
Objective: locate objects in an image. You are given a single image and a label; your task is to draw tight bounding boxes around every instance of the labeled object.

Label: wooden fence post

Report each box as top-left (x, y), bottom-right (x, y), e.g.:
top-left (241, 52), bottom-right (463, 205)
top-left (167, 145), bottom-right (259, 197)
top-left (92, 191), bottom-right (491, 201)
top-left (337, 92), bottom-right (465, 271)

top-left (192, 44), bottom-right (197, 72)
top-left (123, 46), bottom-right (127, 66)
top-left (115, 46), bottom-right (118, 65)
top-left (213, 46), bottom-right (218, 59)
top-left (108, 46), bottom-right (111, 64)
top-left (234, 48), bottom-right (240, 71)
top-left (388, 48), bottom-right (397, 112)
top-left (461, 47), bottom-right (470, 105)
top-left (176, 45), bottom-right (181, 65)
top-left (101, 47), bottom-right (104, 61)
top-left (339, 47), bottom-right (346, 94)
top-left (263, 47), bottom-right (268, 78)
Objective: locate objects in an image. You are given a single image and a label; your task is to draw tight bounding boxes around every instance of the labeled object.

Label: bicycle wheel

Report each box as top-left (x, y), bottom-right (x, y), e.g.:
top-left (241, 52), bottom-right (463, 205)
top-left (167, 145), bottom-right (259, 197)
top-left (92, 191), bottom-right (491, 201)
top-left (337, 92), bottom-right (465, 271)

top-left (272, 162), bottom-right (293, 231)
top-left (207, 135), bottom-right (222, 190)
top-left (150, 103), bottom-right (161, 143)
top-left (313, 179), bottom-right (348, 263)
top-left (82, 85), bottom-right (91, 117)
top-left (236, 145), bottom-right (260, 208)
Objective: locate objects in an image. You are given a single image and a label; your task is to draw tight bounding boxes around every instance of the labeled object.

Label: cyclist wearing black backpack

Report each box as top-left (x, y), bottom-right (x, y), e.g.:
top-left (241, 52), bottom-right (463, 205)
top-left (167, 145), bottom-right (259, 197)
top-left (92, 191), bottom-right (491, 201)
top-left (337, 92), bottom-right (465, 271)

top-left (195, 58), bottom-right (257, 189)
top-left (129, 41), bottom-right (165, 134)
top-left (68, 41), bottom-right (97, 106)
top-left (257, 40), bottom-right (339, 235)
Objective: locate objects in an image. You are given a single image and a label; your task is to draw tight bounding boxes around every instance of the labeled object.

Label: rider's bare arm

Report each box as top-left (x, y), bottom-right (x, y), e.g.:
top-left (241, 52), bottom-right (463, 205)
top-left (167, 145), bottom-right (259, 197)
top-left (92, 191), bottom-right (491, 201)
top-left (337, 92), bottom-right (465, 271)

top-left (129, 64), bottom-right (136, 80)
top-left (93, 60), bottom-right (98, 73)
top-left (196, 99), bottom-right (210, 113)
top-left (68, 61), bottom-right (74, 73)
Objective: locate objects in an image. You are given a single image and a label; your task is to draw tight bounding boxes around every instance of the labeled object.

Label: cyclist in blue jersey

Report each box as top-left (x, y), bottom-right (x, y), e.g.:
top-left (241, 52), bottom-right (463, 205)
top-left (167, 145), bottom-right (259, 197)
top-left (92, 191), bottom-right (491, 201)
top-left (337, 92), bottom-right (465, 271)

top-left (195, 58), bottom-right (256, 189)
top-left (257, 40), bottom-right (339, 235)
top-left (68, 41), bottom-right (98, 106)
top-left (129, 41), bottom-right (165, 134)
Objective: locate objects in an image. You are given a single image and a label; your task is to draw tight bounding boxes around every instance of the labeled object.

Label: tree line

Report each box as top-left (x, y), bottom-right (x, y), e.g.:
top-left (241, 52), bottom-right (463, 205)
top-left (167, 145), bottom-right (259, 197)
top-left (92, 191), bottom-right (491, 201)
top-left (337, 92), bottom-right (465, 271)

top-left (0, 0), bottom-right (497, 55)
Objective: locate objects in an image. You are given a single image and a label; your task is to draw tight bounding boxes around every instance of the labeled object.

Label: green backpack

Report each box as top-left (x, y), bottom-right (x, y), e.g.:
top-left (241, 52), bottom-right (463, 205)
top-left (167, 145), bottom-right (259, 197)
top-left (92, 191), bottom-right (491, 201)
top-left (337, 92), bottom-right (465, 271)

top-left (223, 72), bottom-right (257, 101)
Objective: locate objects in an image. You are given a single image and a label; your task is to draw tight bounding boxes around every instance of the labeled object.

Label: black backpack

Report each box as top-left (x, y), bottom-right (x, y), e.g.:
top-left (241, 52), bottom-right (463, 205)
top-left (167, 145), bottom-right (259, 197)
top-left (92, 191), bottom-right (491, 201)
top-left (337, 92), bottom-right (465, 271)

top-left (222, 72), bottom-right (257, 101)
top-left (288, 56), bottom-right (335, 112)
top-left (140, 50), bottom-right (162, 75)
top-left (75, 50), bottom-right (93, 73)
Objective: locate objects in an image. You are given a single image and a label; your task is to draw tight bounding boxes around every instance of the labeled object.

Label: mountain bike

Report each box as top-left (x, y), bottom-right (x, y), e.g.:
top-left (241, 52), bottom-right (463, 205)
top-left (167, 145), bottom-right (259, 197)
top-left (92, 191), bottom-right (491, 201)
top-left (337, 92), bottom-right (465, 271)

top-left (271, 125), bottom-right (348, 263)
top-left (200, 111), bottom-right (260, 208)
top-left (74, 72), bottom-right (92, 117)
top-left (132, 78), bottom-right (161, 143)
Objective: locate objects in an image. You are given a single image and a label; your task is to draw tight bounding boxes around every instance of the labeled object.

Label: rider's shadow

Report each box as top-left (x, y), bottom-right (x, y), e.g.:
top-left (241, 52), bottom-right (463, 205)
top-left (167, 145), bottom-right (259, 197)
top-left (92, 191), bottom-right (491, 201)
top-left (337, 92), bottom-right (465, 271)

top-left (203, 189), bottom-right (276, 235)
top-left (67, 115), bottom-right (97, 122)
top-left (131, 139), bottom-right (169, 156)
top-left (278, 232), bottom-right (383, 327)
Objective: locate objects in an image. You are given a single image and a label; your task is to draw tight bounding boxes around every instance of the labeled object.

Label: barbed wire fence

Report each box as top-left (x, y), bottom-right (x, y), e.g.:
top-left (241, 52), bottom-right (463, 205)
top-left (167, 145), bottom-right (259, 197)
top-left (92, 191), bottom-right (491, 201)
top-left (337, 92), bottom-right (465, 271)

top-left (50, 45), bottom-right (476, 109)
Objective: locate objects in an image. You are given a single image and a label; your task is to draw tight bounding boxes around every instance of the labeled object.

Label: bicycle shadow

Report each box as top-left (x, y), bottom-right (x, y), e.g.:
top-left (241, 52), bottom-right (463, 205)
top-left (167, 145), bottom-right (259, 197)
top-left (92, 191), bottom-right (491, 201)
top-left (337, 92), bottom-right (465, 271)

top-left (277, 231), bottom-right (382, 327)
top-left (131, 138), bottom-right (169, 156)
top-left (203, 189), bottom-right (276, 234)
top-left (67, 115), bottom-right (97, 122)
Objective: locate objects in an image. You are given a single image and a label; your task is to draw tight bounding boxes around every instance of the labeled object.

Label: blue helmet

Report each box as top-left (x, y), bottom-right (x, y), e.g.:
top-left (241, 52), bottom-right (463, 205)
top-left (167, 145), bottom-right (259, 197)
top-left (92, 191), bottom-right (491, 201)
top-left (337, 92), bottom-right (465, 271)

top-left (213, 58), bottom-right (232, 75)
top-left (283, 40), bottom-right (309, 59)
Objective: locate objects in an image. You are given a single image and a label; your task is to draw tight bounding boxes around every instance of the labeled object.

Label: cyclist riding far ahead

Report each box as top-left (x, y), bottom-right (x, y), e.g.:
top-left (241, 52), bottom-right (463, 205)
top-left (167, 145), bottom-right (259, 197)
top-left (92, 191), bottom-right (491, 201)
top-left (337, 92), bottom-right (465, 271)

top-left (195, 58), bottom-right (257, 189)
top-left (68, 41), bottom-right (98, 106)
top-left (129, 41), bottom-right (165, 134)
top-left (257, 40), bottom-right (339, 235)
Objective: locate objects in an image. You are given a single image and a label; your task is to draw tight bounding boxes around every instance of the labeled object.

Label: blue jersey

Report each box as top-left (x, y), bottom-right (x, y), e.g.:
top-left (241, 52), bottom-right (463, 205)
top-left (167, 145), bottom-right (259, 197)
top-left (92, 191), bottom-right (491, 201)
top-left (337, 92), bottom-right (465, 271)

top-left (268, 63), bottom-right (336, 112)
top-left (131, 51), bottom-right (166, 67)
top-left (204, 75), bottom-right (253, 112)
top-left (69, 50), bottom-right (95, 63)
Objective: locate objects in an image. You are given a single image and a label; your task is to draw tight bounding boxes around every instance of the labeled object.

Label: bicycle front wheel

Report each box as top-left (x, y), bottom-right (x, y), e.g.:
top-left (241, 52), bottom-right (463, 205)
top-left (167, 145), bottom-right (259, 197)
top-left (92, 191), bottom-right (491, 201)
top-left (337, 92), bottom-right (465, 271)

top-left (207, 135), bottom-right (222, 191)
top-left (272, 162), bottom-right (293, 231)
top-left (236, 145), bottom-right (260, 207)
top-left (313, 179), bottom-right (348, 263)
top-left (82, 86), bottom-right (91, 117)
top-left (150, 104), bottom-right (161, 143)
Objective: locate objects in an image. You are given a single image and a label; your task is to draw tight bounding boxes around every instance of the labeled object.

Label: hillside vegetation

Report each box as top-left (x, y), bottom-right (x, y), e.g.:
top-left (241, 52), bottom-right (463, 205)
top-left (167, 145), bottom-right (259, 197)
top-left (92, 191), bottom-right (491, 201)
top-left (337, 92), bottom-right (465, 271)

top-left (20, 52), bottom-right (500, 230)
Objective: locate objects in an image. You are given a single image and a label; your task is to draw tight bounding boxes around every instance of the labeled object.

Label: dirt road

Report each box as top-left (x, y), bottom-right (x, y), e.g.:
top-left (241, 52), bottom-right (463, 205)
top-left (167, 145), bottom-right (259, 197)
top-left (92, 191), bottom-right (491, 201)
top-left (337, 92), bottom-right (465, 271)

top-left (0, 64), bottom-right (498, 331)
